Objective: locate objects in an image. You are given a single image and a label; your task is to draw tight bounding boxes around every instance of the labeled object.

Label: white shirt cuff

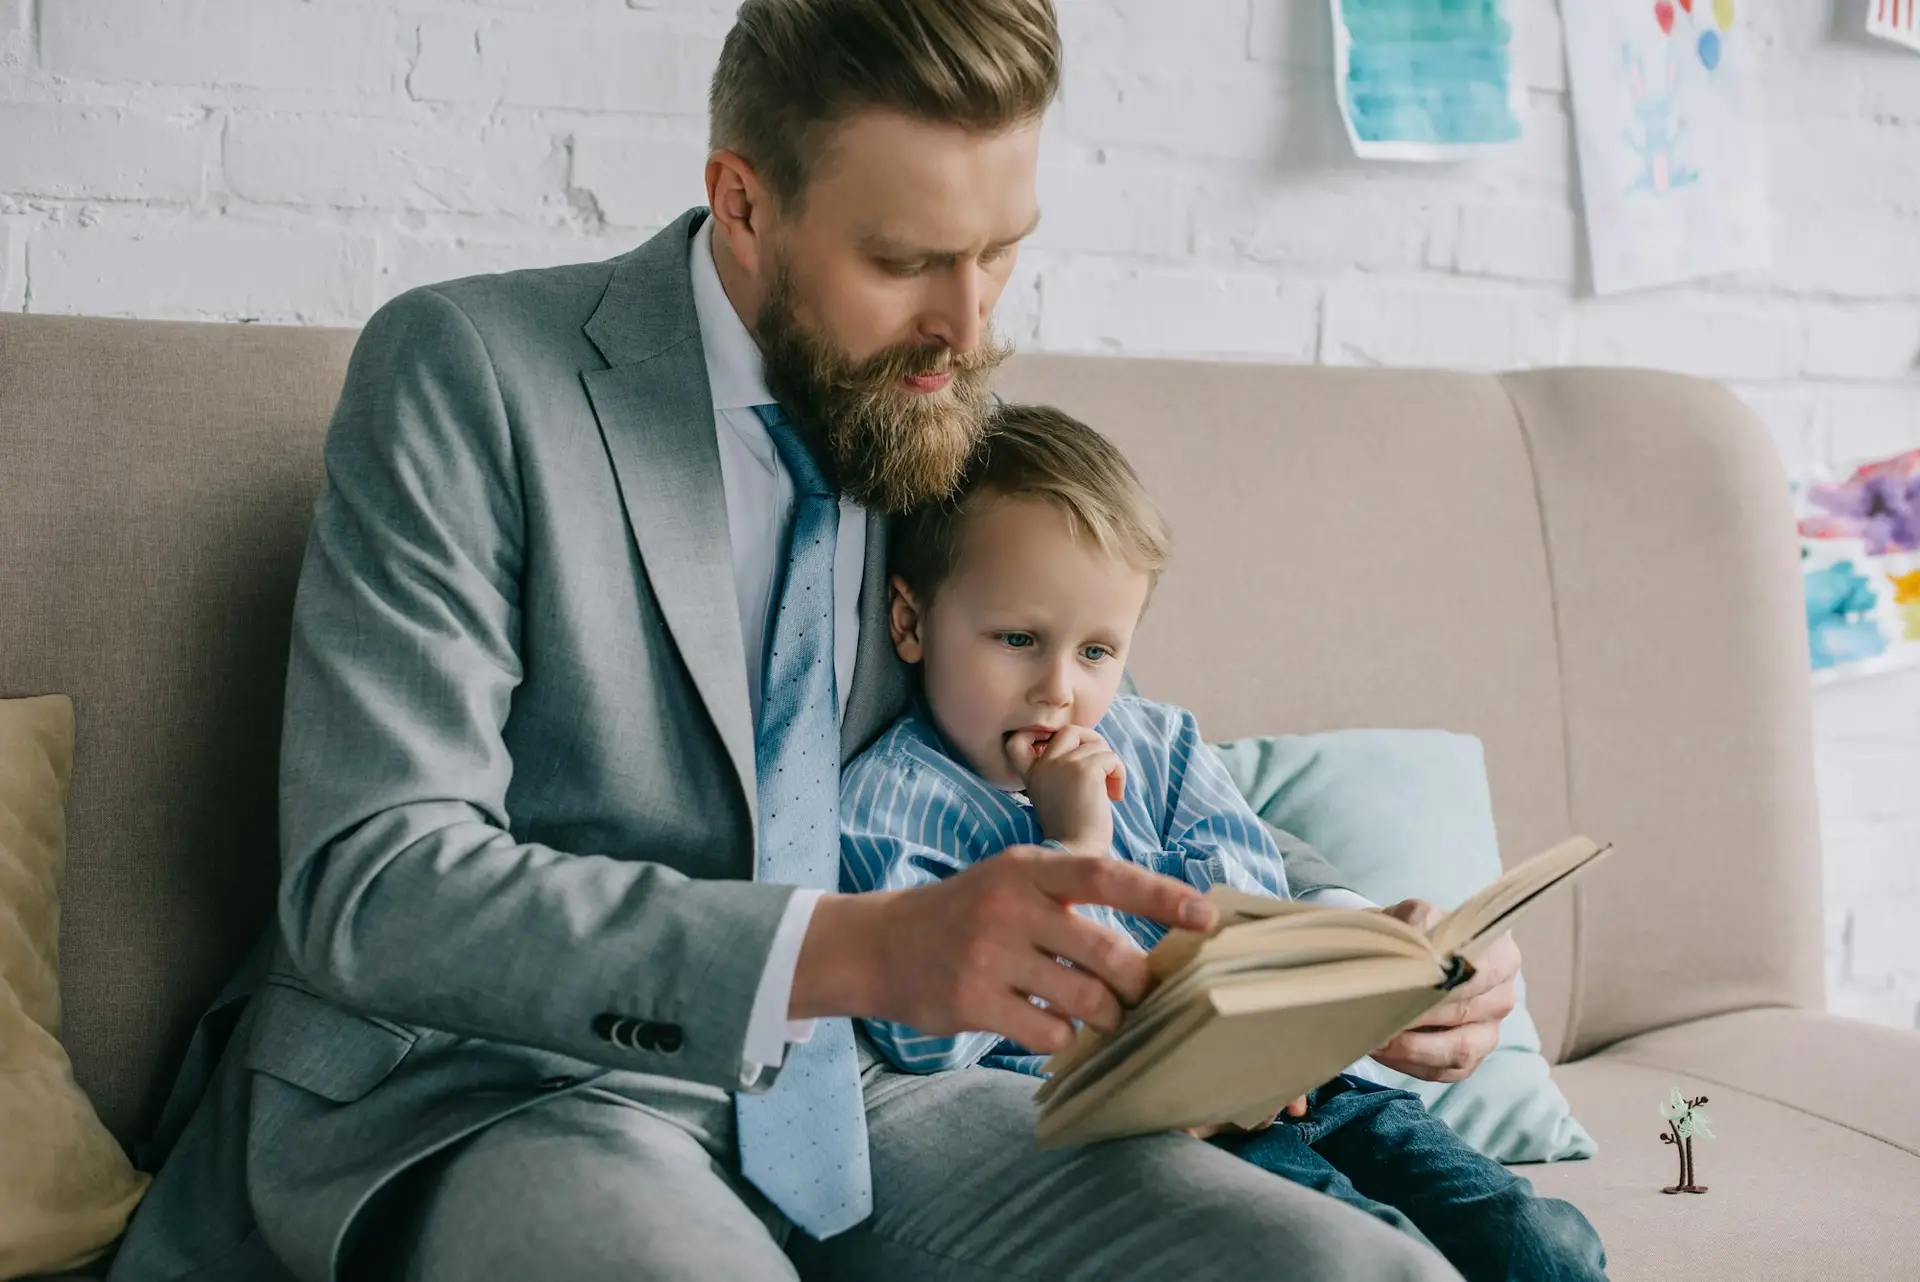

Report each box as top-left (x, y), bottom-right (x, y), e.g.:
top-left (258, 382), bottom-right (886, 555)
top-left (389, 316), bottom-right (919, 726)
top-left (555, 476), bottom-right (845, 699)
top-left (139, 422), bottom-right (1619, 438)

top-left (1340, 1055), bottom-right (1395, 1084)
top-left (1297, 886), bottom-right (1378, 912)
top-left (740, 888), bottom-right (823, 1087)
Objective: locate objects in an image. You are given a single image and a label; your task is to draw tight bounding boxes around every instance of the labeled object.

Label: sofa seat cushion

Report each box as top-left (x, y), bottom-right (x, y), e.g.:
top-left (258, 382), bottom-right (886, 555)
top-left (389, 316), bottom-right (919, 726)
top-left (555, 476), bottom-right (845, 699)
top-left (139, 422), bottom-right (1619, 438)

top-left (1593, 1006), bottom-right (1920, 1153)
top-left (1525, 1010), bottom-right (1920, 1280)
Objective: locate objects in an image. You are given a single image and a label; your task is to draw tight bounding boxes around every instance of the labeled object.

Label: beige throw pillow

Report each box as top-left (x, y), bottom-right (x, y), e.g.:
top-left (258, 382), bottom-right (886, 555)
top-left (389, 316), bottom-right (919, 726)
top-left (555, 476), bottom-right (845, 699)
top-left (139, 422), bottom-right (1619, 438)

top-left (1, 695), bottom-right (149, 1278)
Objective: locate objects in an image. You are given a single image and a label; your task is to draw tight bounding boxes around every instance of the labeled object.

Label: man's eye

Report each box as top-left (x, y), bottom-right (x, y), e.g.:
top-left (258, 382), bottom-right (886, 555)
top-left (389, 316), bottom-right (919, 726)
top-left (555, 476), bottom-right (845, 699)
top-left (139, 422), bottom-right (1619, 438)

top-left (1080, 645), bottom-right (1111, 662)
top-left (883, 259), bottom-right (924, 277)
top-left (999, 632), bottom-right (1035, 649)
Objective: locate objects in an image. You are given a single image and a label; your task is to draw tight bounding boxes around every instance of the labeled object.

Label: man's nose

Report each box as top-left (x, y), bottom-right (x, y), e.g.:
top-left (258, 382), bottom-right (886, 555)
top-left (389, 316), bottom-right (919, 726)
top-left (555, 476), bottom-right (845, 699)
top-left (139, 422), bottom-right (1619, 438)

top-left (919, 264), bottom-right (986, 355)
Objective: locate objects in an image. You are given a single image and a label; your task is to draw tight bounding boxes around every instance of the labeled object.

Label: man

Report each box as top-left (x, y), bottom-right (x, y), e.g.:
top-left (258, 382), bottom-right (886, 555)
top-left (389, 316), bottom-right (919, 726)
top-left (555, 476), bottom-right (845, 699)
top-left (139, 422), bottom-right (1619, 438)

top-left (109, 2), bottom-right (1520, 1278)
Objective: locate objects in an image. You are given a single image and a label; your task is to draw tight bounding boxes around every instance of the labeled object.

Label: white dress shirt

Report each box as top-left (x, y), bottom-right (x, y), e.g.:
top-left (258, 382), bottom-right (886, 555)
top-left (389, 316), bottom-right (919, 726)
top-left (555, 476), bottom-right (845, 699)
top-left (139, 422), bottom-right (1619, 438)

top-left (691, 216), bottom-right (1378, 1085)
top-left (689, 217), bottom-right (864, 1086)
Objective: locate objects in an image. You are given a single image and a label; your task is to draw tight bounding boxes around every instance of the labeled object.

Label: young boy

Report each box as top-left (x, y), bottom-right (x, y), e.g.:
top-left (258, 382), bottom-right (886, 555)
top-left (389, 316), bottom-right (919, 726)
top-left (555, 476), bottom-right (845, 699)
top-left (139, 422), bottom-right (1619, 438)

top-left (839, 404), bottom-right (1607, 1282)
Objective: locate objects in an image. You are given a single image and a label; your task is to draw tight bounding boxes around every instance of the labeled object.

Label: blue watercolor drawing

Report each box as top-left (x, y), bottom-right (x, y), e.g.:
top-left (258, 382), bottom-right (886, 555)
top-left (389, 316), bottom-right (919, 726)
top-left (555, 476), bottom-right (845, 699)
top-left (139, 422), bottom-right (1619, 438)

top-left (1622, 48), bottom-right (1698, 194)
top-left (1804, 560), bottom-right (1891, 672)
top-left (1340, 0), bottom-right (1521, 148)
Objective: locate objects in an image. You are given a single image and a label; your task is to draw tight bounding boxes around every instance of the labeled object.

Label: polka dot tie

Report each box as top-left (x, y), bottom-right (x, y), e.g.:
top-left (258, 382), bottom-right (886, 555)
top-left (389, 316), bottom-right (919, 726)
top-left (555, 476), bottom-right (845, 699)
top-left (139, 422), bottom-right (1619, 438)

top-left (734, 404), bottom-right (872, 1239)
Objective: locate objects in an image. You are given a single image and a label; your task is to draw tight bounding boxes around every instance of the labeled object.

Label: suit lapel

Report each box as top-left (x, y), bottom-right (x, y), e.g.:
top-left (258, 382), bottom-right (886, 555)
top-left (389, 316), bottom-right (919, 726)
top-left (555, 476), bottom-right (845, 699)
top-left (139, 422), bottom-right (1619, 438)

top-left (842, 510), bottom-right (912, 761)
top-left (583, 210), bottom-right (756, 824)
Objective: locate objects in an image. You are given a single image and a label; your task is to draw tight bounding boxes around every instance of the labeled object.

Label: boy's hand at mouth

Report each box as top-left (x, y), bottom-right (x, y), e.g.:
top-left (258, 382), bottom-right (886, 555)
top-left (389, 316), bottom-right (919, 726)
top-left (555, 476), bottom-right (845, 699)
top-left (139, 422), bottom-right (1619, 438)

top-left (1020, 724), bottom-right (1125, 856)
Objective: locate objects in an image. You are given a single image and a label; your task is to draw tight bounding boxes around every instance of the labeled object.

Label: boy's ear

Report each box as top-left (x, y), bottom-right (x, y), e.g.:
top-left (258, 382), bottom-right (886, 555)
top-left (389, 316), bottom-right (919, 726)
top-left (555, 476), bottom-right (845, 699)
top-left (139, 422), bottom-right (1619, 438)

top-left (888, 575), bottom-right (925, 664)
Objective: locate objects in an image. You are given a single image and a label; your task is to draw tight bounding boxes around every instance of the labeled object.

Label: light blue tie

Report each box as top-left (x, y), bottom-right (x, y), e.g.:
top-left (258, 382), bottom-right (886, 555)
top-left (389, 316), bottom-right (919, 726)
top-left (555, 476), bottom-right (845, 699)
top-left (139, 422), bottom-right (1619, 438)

top-left (734, 404), bottom-right (872, 1239)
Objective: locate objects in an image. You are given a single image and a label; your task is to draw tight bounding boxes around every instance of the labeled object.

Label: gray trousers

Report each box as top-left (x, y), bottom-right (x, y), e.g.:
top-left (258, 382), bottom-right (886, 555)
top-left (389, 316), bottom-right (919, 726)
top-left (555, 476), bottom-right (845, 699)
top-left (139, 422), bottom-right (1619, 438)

top-left (389, 1062), bottom-right (1464, 1282)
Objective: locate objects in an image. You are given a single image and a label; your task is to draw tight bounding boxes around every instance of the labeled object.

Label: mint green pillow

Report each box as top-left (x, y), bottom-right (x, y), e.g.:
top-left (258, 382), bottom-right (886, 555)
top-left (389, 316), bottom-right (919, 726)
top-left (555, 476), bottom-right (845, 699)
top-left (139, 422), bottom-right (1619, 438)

top-left (1211, 729), bottom-right (1596, 1165)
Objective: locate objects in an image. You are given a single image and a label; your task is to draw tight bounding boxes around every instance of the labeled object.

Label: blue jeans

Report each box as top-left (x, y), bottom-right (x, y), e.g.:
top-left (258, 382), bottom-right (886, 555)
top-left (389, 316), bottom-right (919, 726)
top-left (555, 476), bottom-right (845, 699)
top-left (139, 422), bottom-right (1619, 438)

top-left (1215, 1076), bottom-right (1607, 1282)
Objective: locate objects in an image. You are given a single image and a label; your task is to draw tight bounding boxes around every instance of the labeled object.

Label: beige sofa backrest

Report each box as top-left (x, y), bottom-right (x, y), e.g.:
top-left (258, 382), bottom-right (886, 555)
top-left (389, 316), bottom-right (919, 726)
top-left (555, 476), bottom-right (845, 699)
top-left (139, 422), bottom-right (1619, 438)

top-left (3, 315), bottom-right (355, 1143)
top-left (1, 313), bottom-right (1823, 1148)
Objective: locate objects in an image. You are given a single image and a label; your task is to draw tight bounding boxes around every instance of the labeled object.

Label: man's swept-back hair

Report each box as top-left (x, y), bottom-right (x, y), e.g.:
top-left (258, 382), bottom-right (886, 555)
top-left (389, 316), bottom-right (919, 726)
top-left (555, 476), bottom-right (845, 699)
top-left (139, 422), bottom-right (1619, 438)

top-left (710, 0), bottom-right (1061, 206)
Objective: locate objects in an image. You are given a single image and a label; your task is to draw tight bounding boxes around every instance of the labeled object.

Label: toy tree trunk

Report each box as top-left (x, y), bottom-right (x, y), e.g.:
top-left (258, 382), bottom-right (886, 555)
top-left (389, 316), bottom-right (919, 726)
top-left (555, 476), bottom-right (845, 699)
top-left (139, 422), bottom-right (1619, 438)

top-left (1662, 1124), bottom-right (1708, 1194)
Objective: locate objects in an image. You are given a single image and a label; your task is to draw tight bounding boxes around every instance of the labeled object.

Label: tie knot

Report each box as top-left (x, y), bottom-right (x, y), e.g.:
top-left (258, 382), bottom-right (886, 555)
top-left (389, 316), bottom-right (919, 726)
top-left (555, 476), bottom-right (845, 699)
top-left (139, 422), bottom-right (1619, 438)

top-left (755, 405), bottom-right (834, 499)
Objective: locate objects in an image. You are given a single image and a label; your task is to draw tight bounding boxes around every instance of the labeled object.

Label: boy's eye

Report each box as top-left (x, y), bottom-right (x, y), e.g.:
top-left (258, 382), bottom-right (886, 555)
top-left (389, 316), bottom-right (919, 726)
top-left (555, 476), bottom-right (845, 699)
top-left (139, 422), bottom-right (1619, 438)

top-left (1080, 645), bottom-right (1112, 663)
top-left (998, 632), bottom-right (1035, 649)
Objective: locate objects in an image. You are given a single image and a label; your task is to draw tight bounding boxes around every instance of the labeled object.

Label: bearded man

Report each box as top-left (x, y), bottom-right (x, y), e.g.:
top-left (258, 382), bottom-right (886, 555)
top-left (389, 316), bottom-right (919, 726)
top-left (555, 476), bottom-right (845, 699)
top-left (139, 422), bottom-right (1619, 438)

top-left (106, 3), bottom-right (1510, 1279)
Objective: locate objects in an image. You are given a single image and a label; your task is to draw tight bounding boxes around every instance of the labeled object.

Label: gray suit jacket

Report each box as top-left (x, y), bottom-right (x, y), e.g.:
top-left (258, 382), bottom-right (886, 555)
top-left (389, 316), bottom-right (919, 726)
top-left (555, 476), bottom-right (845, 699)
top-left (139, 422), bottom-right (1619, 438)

top-left (108, 209), bottom-right (1351, 1282)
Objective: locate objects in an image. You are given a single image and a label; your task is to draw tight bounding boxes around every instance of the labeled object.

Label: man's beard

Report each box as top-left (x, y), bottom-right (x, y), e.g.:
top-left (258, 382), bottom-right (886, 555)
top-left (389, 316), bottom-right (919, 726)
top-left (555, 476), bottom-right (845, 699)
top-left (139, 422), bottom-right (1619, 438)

top-left (753, 265), bottom-right (1010, 514)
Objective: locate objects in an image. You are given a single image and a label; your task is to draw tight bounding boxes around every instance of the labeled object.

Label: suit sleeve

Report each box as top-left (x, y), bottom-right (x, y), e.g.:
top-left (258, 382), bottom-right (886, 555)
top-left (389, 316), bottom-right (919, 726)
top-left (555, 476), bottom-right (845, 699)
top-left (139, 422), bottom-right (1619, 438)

top-left (276, 286), bottom-right (792, 1089)
top-left (1265, 824), bottom-right (1360, 900)
top-left (839, 752), bottom-right (1006, 1074)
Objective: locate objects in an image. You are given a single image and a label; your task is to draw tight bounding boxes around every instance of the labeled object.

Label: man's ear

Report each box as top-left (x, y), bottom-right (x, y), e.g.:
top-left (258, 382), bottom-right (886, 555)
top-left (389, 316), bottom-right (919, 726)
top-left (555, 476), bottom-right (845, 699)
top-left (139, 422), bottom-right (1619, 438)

top-left (888, 575), bottom-right (925, 664)
top-left (704, 149), bottom-right (771, 279)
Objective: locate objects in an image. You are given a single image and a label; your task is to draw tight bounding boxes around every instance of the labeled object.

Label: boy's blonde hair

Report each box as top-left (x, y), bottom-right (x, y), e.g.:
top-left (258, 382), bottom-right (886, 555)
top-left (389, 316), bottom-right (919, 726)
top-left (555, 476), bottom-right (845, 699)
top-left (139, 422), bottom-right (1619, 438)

top-left (893, 403), bottom-right (1172, 597)
top-left (710, 0), bottom-right (1062, 208)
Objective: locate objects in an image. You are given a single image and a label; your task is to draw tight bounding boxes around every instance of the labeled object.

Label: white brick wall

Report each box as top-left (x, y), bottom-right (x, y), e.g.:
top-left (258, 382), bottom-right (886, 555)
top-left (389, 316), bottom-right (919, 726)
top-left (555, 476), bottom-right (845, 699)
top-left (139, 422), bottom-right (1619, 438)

top-left (40, 0), bottom-right (395, 94)
top-left (3, 0), bottom-right (1917, 1027)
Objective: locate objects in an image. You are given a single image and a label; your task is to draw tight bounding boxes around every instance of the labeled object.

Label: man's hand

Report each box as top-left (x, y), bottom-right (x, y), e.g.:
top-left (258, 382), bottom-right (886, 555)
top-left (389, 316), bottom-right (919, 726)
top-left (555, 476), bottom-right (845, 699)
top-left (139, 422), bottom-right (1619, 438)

top-left (1021, 726), bottom-right (1125, 856)
top-left (791, 848), bottom-right (1215, 1054)
top-left (1368, 898), bottom-right (1520, 1082)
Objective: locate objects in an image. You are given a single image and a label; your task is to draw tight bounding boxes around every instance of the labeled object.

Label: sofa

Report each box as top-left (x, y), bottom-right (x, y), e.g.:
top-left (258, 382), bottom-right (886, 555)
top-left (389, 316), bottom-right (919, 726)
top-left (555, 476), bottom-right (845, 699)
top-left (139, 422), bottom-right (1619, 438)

top-left (3, 310), bottom-right (1918, 1280)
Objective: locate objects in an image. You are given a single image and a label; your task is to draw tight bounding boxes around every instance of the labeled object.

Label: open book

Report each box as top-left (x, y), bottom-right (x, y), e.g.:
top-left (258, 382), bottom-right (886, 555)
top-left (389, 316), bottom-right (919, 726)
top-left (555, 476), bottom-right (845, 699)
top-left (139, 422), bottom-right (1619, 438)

top-left (1033, 836), bottom-right (1611, 1148)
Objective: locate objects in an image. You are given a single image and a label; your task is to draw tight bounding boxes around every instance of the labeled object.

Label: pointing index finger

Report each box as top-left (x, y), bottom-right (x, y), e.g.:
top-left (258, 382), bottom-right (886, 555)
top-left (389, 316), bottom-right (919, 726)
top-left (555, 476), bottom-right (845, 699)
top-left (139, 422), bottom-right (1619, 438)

top-left (1026, 849), bottom-right (1216, 932)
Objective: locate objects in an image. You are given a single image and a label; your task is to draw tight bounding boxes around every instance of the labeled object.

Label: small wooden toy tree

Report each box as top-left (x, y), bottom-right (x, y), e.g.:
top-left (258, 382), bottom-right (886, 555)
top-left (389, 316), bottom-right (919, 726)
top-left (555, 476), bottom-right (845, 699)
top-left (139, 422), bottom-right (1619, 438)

top-left (1658, 1087), bottom-right (1714, 1194)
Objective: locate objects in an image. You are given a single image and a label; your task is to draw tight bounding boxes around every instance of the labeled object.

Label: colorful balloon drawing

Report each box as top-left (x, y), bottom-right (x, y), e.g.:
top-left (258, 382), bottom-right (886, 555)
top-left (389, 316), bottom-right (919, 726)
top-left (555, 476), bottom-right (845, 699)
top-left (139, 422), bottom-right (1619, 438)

top-left (1654, 0), bottom-right (1733, 71)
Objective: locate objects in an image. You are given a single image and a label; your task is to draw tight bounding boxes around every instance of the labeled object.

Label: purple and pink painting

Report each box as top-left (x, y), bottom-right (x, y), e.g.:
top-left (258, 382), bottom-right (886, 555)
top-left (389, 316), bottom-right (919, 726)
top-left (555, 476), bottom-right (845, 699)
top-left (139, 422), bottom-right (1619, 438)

top-left (1798, 449), bottom-right (1920, 681)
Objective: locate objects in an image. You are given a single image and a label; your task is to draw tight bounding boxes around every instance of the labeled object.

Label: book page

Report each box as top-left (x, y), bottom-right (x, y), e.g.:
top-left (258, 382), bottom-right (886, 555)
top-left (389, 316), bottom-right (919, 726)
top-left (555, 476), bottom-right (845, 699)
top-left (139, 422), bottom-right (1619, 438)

top-left (1042, 952), bottom-right (1441, 1116)
top-left (1150, 888), bottom-right (1431, 985)
top-left (1037, 970), bottom-right (1442, 1147)
top-left (1034, 835), bottom-right (1611, 1148)
top-left (1204, 954), bottom-right (1444, 1018)
top-left (1042, 919), bottom-right (1433, 1095)
top-left (1145, 889), bottom-right (1327, 983)
top-left (1042, 940), bottom-right (1360, 1104)
top-left (1431, 837), bottom-right (1609, 957)
top-left (1038, 968), bottom-right (1222, 1104)
top-left (1036, 1001), bottom-right (1216, 1117)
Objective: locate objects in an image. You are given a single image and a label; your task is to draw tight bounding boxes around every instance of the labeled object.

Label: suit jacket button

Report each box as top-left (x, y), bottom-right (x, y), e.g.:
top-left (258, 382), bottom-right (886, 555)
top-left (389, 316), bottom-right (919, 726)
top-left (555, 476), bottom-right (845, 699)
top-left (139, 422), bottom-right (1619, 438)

top-left (538, 1075), bottom-right (579, 1091)
top-left (649, 1024), bottom-right (684, 1055)
top-left (592, 1013), bottom-right (625, 1045)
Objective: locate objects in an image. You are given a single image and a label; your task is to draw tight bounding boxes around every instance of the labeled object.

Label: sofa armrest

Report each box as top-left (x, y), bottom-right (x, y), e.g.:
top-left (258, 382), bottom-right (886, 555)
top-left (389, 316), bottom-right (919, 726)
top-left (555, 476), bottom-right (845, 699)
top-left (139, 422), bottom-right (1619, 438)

top-left (1502, 371), bottom-right (1824, 1061)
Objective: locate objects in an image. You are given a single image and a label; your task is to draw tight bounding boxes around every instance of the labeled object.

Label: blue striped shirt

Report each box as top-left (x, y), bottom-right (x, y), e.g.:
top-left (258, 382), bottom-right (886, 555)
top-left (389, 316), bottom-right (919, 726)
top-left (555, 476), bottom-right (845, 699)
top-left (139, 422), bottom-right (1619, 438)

top-left (841, 695), bottom-right (1292, 1077)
